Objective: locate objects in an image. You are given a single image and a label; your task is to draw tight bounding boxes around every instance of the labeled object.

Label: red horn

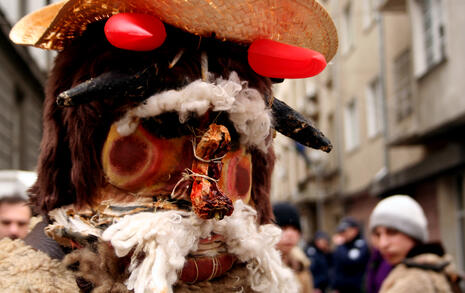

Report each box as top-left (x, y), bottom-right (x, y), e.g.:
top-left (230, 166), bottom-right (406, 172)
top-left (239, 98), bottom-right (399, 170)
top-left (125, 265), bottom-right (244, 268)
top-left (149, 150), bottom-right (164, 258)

top-left (104, 13), bottom-right (166, 51)
top-left (248, 39), bottom-right (327, 79)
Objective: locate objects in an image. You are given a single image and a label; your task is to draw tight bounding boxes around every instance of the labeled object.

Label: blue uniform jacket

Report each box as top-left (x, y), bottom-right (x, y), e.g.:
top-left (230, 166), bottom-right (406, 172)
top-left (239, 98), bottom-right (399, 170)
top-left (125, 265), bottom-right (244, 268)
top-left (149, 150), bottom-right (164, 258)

top-left (306, 245), bottom-right (333, 291)
top-left (331, 235), bottom-right (370, 292)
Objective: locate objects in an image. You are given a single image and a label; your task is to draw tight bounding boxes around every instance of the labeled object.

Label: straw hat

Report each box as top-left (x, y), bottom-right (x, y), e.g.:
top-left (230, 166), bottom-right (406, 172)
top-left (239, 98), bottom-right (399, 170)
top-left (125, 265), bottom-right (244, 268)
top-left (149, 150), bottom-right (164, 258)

top-left (10, 0), bottom-right (338, 61)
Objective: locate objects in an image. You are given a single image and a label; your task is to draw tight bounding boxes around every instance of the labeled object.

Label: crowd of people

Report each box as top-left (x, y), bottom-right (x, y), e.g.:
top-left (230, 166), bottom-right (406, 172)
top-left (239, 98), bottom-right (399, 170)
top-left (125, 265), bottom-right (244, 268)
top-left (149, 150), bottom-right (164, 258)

top-left (1, 189), bottom-right (463, 292)
top-left (273, 195), bottom-right (464, 293)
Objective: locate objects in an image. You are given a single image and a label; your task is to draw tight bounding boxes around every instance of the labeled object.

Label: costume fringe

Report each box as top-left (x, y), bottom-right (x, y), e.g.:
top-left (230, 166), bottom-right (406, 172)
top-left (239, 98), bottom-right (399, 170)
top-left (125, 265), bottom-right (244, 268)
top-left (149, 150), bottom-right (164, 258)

top-left (213, 201), bottom-right (299, 293)
top-left (102, 200), bottom-right (298, 293)
top-left (102, 209), bottom-right (207, 293)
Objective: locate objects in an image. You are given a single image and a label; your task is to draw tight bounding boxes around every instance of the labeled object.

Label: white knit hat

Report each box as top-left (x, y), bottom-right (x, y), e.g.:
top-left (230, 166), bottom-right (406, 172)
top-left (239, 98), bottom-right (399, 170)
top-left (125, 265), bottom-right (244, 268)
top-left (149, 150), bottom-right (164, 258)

top-left (369, 195), bottom-right (428, 243)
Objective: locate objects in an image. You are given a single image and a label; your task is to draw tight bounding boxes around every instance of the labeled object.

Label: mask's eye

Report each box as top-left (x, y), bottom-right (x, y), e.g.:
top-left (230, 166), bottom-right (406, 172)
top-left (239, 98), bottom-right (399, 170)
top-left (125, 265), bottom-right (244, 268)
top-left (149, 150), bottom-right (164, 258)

top-left (101, 123), bottom-right (192, 194)
top-left (104, 13), bottom-right (166, 51)
top-left (217, 148), bottom-right (252, 203)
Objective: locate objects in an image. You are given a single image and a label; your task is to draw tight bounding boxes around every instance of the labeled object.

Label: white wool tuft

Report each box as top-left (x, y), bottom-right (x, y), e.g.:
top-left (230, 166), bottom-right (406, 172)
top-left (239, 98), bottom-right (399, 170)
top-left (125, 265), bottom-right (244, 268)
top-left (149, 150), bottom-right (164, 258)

top-left (214, 201), bottom-right (299, 293)
top-left (47, 208), bottom-right (102, 237)
top-left (102, 211), bottom-right (207, 293)
top-left (116, 72), bottom-right (272, 152)
top-left (100, 200), bottom-right (298, 293)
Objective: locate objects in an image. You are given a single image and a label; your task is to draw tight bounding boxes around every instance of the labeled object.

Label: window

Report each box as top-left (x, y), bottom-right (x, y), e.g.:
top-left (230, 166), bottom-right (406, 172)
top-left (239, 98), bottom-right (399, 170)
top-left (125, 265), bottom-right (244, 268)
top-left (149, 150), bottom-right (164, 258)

top-left (0, 79), bottom-right (14, 169)
top-left (341, 1), bottom-right (354, 54)
top-left (0, 0), bottom-right (19, 24)
top-left (394, 49), bottom-right (413, 121)
top-left (328, 113), bottom-right (336, 145)
top-left (363, 0), bottom-right (376, 29)
top-left (19, 91), bottom-right (42, 170)
top-left (327, 113), bottom-right (338, 169)
top-left (304, 80), bottom-right (318, 121)
top-left (0, 79), bottom-right (41, 169)
top-left (344, 99), bottom-right (360, 151)
top-left (410, 0), bottom-right (446, 77)
top-left (304, 79), bottom-right (316, 99)
top-left (365, 77), bottom-right (384, 137)
top-left (326, 65), bottom-right (334, 89)
top-left (12, 87), bottom-right (41, 170)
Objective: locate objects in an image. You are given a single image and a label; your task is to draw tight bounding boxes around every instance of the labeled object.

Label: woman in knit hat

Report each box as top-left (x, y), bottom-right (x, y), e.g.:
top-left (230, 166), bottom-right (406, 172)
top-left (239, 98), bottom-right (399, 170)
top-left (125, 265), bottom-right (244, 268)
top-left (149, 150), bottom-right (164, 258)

top-left (273, 202), bottom-right (314, 293)
top-left (369, 195), bottom-right (462, 293)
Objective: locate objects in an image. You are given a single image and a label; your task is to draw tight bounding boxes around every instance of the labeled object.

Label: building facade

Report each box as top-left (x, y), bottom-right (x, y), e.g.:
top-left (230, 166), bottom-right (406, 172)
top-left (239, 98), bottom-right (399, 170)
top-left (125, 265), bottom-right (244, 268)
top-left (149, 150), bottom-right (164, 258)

top-left (271, 0), bottom-right (465, 272)
top-left (0, 1), bottom-right (57, 171)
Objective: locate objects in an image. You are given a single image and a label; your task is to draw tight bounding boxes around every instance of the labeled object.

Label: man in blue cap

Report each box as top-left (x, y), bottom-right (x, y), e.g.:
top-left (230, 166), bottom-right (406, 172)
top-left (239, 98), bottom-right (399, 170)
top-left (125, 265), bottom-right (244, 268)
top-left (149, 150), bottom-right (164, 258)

top-left (331, 217), bottom-right (370, 293)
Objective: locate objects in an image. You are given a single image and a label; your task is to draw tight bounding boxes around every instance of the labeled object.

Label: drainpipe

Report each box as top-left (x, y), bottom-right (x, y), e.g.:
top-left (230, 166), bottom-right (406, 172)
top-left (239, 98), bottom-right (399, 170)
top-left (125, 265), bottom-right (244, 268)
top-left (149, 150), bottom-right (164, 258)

top-left (331, 0), bottom-right (347, 221)
top-left (376, 10), bottom-right (390, 174)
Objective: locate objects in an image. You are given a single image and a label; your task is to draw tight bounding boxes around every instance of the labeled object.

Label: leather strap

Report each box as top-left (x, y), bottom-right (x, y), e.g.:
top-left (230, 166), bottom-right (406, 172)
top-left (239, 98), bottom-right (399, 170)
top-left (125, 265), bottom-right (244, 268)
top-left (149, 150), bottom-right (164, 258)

top-left (24, 220), bottom-right (65, 260)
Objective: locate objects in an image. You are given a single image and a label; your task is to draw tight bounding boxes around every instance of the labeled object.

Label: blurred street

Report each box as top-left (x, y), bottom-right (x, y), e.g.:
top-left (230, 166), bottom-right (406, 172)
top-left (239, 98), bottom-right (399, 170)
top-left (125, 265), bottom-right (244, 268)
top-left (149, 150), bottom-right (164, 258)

top-left (269, 0), bottom-right (465, 277)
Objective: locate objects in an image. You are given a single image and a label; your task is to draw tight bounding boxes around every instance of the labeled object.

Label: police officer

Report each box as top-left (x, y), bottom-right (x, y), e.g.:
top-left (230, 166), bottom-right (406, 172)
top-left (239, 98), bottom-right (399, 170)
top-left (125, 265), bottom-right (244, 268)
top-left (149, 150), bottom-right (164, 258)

top-left (331, 217), bottom-right (370, 293)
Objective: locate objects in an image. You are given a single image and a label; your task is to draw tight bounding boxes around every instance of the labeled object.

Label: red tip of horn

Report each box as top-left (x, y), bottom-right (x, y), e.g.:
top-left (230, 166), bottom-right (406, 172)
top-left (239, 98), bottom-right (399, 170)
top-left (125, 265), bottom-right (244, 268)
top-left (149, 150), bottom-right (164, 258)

top-left (248, 39), bottom-right (327, 79)
top-left (104, 13), bottom-right (166, 51)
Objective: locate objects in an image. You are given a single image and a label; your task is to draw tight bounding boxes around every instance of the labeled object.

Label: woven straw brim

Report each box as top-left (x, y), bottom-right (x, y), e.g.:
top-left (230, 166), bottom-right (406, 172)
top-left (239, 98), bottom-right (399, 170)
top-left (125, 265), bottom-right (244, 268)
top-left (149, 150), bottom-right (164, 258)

top-left (10, 0), bottom-right (338, 61)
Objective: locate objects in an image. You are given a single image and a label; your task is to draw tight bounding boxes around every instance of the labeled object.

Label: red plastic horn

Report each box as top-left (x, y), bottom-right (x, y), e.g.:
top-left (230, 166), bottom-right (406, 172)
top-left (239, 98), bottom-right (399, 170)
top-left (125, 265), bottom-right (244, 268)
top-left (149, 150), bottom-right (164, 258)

top-left (248, 39), bottom-right (327, 79)
top-left (104, 13), bottom-right (166, 51)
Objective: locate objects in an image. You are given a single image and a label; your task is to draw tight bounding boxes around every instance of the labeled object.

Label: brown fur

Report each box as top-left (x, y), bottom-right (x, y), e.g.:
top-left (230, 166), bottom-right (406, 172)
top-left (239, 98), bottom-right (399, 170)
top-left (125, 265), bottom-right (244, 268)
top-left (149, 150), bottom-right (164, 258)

top-left (63, 242), bottom-right (130, 292)
top-left (250, 146), bottom-right (276, 224)
top-left (63, 241), bottom-right (256, 293)
top-left (31, 21), bottom-right (274, 223)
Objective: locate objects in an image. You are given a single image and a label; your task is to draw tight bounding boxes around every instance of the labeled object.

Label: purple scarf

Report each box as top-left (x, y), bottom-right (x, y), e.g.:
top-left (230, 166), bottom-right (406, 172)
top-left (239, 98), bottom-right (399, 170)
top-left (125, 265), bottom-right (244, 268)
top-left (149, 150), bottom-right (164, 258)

top-left (365, 249), bottom-right (393, 293)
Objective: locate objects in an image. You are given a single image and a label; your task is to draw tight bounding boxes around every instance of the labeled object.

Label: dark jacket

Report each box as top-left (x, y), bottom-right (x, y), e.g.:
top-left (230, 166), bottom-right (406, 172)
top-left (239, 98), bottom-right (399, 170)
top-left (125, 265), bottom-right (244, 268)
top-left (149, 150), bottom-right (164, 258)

top-left (365, 249), bottom-right (392, 293)
top-left (331, 235), bottom-right (370, 292)
top-left (306, 244), bottom-right (332, 291)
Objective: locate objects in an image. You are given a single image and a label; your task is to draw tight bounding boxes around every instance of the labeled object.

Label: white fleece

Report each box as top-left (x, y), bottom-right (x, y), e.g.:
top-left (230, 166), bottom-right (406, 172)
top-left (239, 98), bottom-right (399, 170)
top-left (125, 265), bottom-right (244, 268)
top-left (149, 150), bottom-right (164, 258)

top-left (116, 72), bottom-right (272, 152)
top-left (101, 200), bottom-right (299, 293)
top-left (213, 202), bottom-right (298, 293)
top-left (102, 210), bottom-right (209, 293)
top-left (47, 207), bottom-right (102, 238)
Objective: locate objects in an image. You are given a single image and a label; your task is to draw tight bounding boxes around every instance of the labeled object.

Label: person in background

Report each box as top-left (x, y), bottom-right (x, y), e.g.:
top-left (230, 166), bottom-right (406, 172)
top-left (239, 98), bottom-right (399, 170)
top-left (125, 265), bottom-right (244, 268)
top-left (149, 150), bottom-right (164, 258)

top-left (306, 231), bottom-right (333, 293)
top-left (331, 216), bottom-right (370, 293)
top-left (369, 194), bottom-right (463, 293)
top-left (273, 202), bottom-right (314, 293)
top-left (0, 195), bottom-right (32, 240)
